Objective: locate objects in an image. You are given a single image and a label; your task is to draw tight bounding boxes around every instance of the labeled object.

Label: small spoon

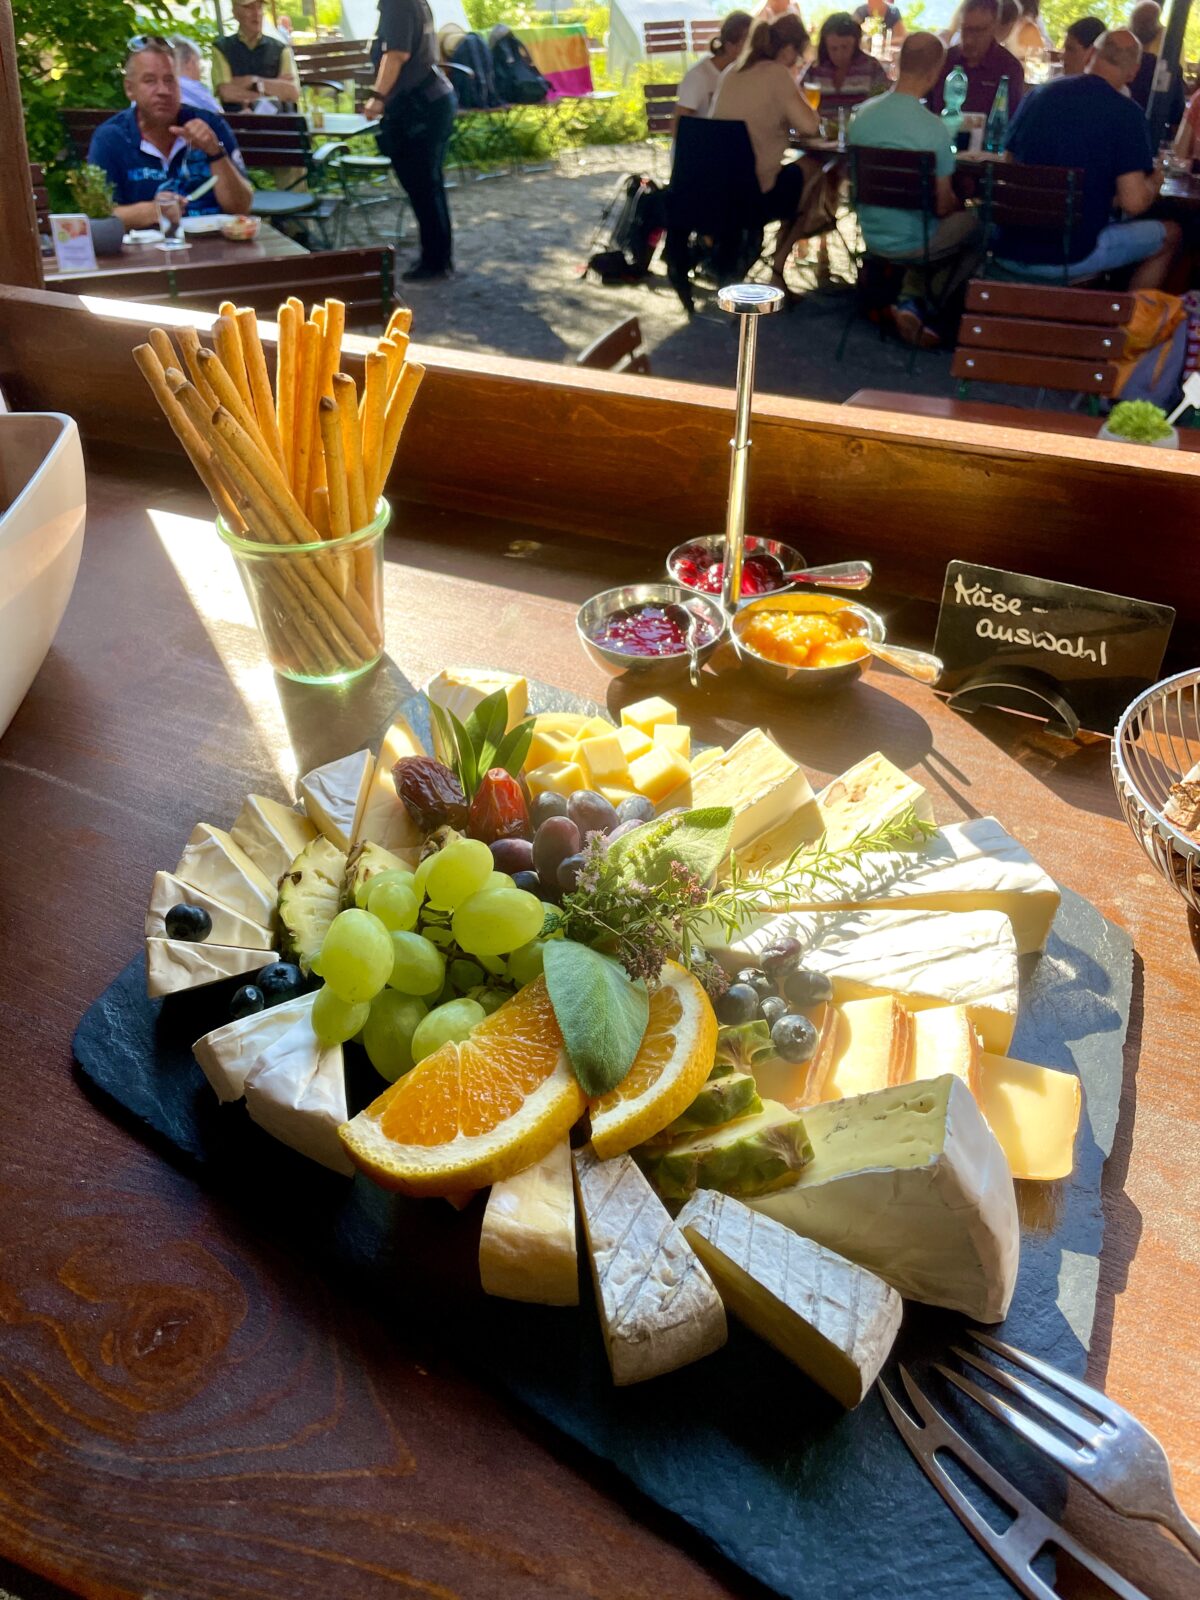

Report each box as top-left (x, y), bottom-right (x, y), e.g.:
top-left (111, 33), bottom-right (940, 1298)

top-left (853, 636), bottom-right (943, 685)
top-left (761, 556), bottom-right (874, 591)
top-left (664, 602), bottom-right (705, 687)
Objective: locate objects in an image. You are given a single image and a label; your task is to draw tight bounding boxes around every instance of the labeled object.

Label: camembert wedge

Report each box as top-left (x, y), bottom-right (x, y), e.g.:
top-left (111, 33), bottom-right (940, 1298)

top-left (298, 749), bottom-right (373, 852)
top-left (175, 822), bottom-right (277, 926)
top-left (230, 794), bottom-right (317, 887)
top-left (675, 729), bottom-right (818, 856)
top-left (193, 991), bottom-right (316, 1103)
top-left (146, 938), bottom-right (275, 999)
top-left (479, 1138), bottom-right (579, 1306)
top-left (242, 1017), bottom-right (354, 1175)
top-left (145, 871), bottom-right (273, 950)
top-left (354, 716), bottom-right (425, 861)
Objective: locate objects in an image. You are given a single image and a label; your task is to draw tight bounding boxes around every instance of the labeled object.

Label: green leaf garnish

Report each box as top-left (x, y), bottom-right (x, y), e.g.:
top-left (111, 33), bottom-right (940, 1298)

top-left (466, 691), bottom-right (509, 779)
top-left (430, 687), bottom-right (537, 799)
top-left (607, 805), bottom-right (734, 889)
top-left (543, 939), bottom-right (650, 1097)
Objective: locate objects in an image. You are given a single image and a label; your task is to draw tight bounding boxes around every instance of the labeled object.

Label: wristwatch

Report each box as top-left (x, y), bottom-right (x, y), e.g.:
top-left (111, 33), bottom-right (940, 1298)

top-left (210, 149), bottom-right (228, 162)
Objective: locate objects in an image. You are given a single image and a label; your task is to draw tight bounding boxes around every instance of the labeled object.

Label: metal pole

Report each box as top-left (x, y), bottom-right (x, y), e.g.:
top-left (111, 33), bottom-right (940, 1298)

top-left (717, 283), bottom-right (784, 614)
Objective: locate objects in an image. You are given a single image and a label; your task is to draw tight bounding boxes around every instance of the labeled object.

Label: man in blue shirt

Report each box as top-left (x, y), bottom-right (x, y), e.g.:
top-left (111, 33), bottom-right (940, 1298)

top-left (995, 28), bottom-right (1180, 286)
top-left (88, 39), bottom-right (252, 229)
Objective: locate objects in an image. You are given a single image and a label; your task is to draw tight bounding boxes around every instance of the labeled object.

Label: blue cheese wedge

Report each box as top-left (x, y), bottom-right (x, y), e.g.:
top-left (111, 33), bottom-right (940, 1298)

top-left (479, 1138), bottom-right (579, 1306)
top-left (426, 669), bottom-right (528, 765)
top-left (298, 750), bottom-right (373, 852)
top-left (193, 992), bottom-right (316, 1103)
top-left (230, 794), bottom-right (317, 886)
top-left (242, 1016), bottom-right (353, 1175)
top-left (677, 1190), bottom-right (902, 1408)
top-left (146, 938), bottom-right (275, 999)
top-left (145, 871), bottom-right (273, 950)
top-left (175, 823), bottom-right (278, 926)
top-left (354, 716), bottom-right (426, 862)
top-left (573, 1145), bottom-right (726, 1385)
top-left (748, 1074), bottom-right (1019, 1322)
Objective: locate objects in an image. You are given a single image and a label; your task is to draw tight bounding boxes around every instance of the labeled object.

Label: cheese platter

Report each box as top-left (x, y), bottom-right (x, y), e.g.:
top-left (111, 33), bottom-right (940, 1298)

top-left (74, 670), bottom-right (1133, 1600)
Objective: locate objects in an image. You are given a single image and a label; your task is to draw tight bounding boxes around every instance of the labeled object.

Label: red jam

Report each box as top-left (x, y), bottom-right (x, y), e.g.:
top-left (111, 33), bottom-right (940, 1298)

top-left (591, 604), bottom-right (716, 657)
top-left (670, 544), bottom-right (787, 597)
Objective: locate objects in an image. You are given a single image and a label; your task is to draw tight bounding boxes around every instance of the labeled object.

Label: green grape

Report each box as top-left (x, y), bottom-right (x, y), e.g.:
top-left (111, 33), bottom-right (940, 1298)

top-left (356, 868), bottom-right (413, 909)
top-left (320, 909), bottom-right (394, 1004)
top-left (422, 923), bottom-right (456, 948)
top-left (367, 876), bottom-right (420, 932)
top-left (311, 983), bottom-right (371, 1046)
top-left (412, 853), bottom-right (435, 902)
top-left (410, 997), bottom-right (487, 1064)
top-left (506, 939), bottom-right (546, 987)
top-left (309, 949), bottom-right (325, 977)
top-left (362, 990), bottom-right (427, 1082)
top-left (424, 837), bottom-right (494, 910)
top-left (470, 984), bottom-right (512, 1016)
top-left (448, 957), bottom-right (486, 993)
top-left (452, 885), bottom-right (546, 959)
top-left (386, 930), bottom-right (446, 997)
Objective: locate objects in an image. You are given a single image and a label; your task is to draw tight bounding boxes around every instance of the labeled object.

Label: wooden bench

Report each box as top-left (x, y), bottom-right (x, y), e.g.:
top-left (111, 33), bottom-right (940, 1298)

top-left (292, 37), bottom-right (375, 93)
top-left (31, 163), bottom-right (49, 240)
top-left (951, 280), bottom-right (1134, 398)
top-left (576, 316), bottom-right (651, 375)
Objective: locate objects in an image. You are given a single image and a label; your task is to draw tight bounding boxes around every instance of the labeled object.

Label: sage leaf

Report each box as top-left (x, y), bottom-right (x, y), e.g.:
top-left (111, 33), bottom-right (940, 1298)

top-left (493, 721), bottom-right (533, 778)
top-left (465, 689), bottom-right (510, 778)
top-left (607, 805), bottom-right (734, 889)
top-left (544, 939), bottom-right (650, 1098)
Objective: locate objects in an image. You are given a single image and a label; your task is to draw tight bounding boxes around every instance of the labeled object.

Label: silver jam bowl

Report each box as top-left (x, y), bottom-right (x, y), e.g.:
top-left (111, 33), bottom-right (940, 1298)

top-left (731, 592), bottom-right (885, 695)
top-left (665, 534), bottom-right (806, 602)
top-left (576, 583), bottom-right (727, 683)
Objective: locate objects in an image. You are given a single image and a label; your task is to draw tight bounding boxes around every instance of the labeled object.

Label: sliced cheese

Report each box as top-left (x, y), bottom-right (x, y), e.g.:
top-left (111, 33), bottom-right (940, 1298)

top-left (818, 996), bottom-right (912, 1103)
top-left (230, 794), bottom-right (317, 887)
top-left (355, 717), bottom-right (425, 863)
top-left (146, 938), bottom-right (274, 999)
top-left (193, 991), bottom-right (316, 1103)
top-left (298, 749), bottom-right (373, 851)
top-left (620, 696), bottom-right (677, 737)
top-left (974, 1052), bottom-right (1081, 1181)
top-left (242, 1016), bottom-right (354, 1175)
top-left (718, 906), bottom-right (1019, 1055)
top-left (145, 871), bottom-right (273, 950)
top-left (678, 1190), bottom-right (902, 1408)
top-left (426, 669), bottom-right (528, 764)
top-left (573, 1145), bottom-right (727, 1385)
top-left (748, 1074), bottom-right (1019, 1322)
top-left (479, 1139), bottom-right (579, 1306)
top-left (908, 1005), bottom-right (981, 1091)
top-left (175, 822), bottom-right (277, 926)
top-left (676, 729), bottom-right (817, 855)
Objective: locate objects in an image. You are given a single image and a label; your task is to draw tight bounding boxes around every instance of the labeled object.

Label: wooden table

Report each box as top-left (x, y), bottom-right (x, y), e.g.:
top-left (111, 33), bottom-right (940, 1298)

top-left (846, 387), bottom-right (1200, 450)
top-left (42, 222), bottom-right (306, 284)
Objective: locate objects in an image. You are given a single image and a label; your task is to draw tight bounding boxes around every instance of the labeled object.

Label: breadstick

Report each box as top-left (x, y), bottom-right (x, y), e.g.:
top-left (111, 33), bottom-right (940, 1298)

top-left (276, 302), bottom-right (300, 488)
top-left (385, 307), bottom-right (412, 340)
top-left (360, 351), bottom-right (388, 504)
top-left (374, 361), bottom-right (425, 503)
top-left (213, 313), bottom-right (254, 415)
top-left (379, 336), bottom-right (406, 398)
top-left (198, 347), bottom-right (267, 456)
top-left (287, 294), bottom-right (305, 319)
top-left (176, 325), bottom-right (216, 409)
top-left (318, 396), bottom-right (353, 598)
top-left (311, 487), bottom-right (332, 539)
top-left (293, 319), bottom-right (322, 513)
top-left (237, 307), bottom-right (286, 476)
top-left (133, 344), bottom-right (242, 528)
top-left (148, 326), bottom-right (177, 374)
top-left (307, 299), bottom-right (347, 506)
top-left (333, 374), bottom-right (368, 531)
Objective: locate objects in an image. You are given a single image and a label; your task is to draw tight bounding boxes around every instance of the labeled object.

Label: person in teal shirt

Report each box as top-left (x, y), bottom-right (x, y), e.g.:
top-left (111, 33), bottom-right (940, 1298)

top-left (847, 31), bottom-right (983, 346)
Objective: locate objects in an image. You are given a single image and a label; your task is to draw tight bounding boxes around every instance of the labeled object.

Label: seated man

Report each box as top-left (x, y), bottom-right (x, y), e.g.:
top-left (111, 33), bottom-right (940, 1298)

top-left (848, 31), bottom-right (984, 347)
top-left (1062, 16), bottom-right (1104, 74)
top-left (1127, 0), bottom-right (1184, 127)
top-left (995, 29), bottom-right (1180, 287)
top-left (174, 38), bottom-right (222, 116)
top-left (212, 0), bottom-right (301, 110)
top-left (928, 0), bottom-right (1025, 115)
top-left (88, 38), bottom-right (252, 228)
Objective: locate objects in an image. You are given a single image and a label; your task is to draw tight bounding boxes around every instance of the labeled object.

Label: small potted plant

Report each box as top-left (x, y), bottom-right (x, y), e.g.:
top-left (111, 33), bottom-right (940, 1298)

top-left (64, 164), bottom-right (125, 257)
top-left (1099, 400), bottom-right (1179, 450)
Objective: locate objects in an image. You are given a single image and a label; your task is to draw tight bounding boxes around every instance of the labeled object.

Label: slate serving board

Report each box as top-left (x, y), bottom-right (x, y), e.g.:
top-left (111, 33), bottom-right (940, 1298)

top-left (73, 685), bottom-right (1134, 1600)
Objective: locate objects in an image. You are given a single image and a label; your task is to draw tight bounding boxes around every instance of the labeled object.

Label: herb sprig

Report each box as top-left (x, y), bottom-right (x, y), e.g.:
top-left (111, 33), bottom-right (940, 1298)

top-left (430, 688), bottom-right (535, 799)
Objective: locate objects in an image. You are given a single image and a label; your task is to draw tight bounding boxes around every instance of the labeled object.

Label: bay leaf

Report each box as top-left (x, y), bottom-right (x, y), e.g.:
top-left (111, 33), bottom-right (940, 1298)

top-left (543, 939), bottom-right (650, 1098)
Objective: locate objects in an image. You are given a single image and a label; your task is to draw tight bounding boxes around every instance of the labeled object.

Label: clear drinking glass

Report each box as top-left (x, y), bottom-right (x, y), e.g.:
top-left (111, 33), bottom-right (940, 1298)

top-left (216, 499), bottom-right (390, 684)
top-left (155, 192), bottom-right (189, 250)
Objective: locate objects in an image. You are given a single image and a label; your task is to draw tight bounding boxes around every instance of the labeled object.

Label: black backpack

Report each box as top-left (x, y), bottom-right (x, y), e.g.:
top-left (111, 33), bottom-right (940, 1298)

top-left (449, 31), bottom-right (501, 109)
top-left (587, 174), bottom-right (665, 282)
top-left (490, 27), bottom-right (550, 105)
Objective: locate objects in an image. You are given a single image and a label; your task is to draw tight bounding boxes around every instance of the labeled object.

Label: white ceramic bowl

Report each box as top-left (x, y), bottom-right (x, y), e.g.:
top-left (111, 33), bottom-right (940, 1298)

top-left (0, 413), bottom-right (86, 737)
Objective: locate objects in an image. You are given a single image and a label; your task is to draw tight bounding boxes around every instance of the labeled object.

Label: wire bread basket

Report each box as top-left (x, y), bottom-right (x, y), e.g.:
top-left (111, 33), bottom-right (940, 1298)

top-left (1112, 668), bottom-right (1200, 914)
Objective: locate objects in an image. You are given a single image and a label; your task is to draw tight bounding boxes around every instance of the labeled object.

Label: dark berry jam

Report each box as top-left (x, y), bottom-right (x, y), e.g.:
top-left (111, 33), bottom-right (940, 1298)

top-left (591, 604), bottom-right (715, 657)
top-left (670, 544), bottom-right (787, 597)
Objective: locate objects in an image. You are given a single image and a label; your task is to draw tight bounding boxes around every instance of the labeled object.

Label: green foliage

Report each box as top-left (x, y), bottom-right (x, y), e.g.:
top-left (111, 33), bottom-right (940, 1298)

top-left (1105, 400), bottom-right (1174, 443)
top-left (63, 161), bottom-right (115, 217)
top-left (465, 0), bottom-right (538, 32)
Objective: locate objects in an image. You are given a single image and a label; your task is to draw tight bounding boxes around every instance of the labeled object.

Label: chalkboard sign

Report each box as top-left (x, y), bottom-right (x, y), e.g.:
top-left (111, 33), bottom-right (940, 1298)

top-left (933, 562), bottom-right (1174, 736)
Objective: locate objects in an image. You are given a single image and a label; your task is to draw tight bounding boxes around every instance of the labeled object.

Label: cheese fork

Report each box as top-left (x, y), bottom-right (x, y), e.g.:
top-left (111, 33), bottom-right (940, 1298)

top-left (935, 1331), bottom-right (1200, 1562)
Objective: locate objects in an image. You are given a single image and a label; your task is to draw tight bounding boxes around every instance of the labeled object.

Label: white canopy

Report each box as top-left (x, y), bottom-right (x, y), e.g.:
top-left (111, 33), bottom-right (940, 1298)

top-left (340, 0), bottom-right (469, 44)
top-left (607, 0), bottom-right (720, 78)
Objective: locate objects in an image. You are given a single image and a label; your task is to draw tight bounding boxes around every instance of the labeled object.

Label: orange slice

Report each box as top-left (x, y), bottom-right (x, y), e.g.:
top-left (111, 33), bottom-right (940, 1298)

top-left (588, 962), bottom-right (718, 1159)
top-left (339, 976), bottom-right (586, 1196)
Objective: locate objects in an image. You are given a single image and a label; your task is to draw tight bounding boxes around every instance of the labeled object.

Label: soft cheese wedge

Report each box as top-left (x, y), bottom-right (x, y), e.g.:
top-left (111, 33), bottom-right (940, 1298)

top-left (355, 716), bottom-right (425, 861)
top-left (815, 752), bottom-right (935, 852)
top-left (748, 1075), bottom-right (1019, 1322)
top-left (193, 991), bottom-right (316, 1103)
top-left (426, 669), bottom-right (528, 764)
top-left (146, 938), bottom-right (275, 999)
top-left (230, 794), bottom-right (317, 887)
top-left (718, 907), bottom-right (1019, 1055)
top-left (175, 823), bottom-right (278, 926)
top-left (674, 729), bottom-right (819, 856)
top-left (678, 1190), bottom-right (902, 1408)
top-left (973, 1052), bottom-right (1082, 1181)
top-left (573, 1145), bottom-right (727, 1385)
top-left (298, 749), bottom-right (373, 852)
top-left (243, 1016), bottom-right (353, 1175)
top-left (817, 996), bottom-right (913, 1103)
top-left (479, 1138), bottom-right (579, 1306)
top-left (145, 871), bottom-right (273, 950)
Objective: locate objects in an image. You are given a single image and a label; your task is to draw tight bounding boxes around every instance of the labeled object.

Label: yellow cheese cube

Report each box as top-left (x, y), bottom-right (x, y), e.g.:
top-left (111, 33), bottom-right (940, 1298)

top-left (577, 732), bottom-right (631, 790)
top-left (600, 784), bottom-right (636, 807)
top-left (527, 760), bottom-right (586, 797)
top-left (621, 696), bottom-right (678, 738)
top-left (615, 725), bottom-right (653, 762)
top-left (654, 723), bottom-right (692, 761)
top-left (525, 727), bottom-right (577, 771)
top-left (629, 745), bottom-right (693, 804)
top-left (572, 715), bottom-right (615, 749)
top-left (531, 711), bottom-right (590, 738)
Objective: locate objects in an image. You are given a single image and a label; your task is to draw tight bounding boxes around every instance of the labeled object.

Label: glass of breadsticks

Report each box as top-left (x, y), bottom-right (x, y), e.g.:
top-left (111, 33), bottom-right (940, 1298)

top-left (134, 300), bottom-right (423, 684)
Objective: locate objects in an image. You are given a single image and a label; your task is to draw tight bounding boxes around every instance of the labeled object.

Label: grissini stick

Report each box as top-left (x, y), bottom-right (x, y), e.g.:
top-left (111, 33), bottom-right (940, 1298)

top-left (176, 325), bottom-right (217, 409)
top-left (214, 312), bottom-right (254, 415)
top-left (293, 319), bottom-right (322, 513)
top-left (385, 306), bottom-right (413, 340)
top-left (198, 347), bottom-right (270, 459)
top-left (276, 302), bottom-right (300, 489)
top-left (237, 306), bottom-right (286, 477)
top-left (318, 395), bottom-right (353, 598)
top-left (133, 344), bottom-right (244, 531)
top-left (333, 373), bottom-right (369, 532)
top-left (373, 361), bottom-right (425, 505)
top-left (360, 351), bottom-right (388, 506)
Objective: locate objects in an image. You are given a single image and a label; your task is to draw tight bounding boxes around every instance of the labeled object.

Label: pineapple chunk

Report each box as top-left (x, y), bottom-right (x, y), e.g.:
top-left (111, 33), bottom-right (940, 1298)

top-left (621, 696), bottom-right (678, 737)
top-left (615, 725), bottom-right (653, 762)
top-left (629, 745), bottom-right (692, 804)
top-left (525, 726), bottom-right (577, 771)
top-left (654, 723), bottom-right (692, 761)
top-left (577, 732), bottom-right (631, 790)
top-left (527, 760), bottom-right (586, 797)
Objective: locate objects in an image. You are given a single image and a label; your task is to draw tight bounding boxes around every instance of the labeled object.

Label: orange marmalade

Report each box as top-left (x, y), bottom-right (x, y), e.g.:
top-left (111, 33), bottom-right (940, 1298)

top-left (739, 602), bottom-right (870, 669)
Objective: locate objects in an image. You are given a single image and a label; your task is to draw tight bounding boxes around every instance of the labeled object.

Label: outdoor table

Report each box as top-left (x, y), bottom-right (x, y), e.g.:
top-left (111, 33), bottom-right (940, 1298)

top-left (43, 222), bottom-right (308, 285)
top-left (308, 111), bottom-right (377, 137)
top-left (0, 284), bottom-right (1198, 1600)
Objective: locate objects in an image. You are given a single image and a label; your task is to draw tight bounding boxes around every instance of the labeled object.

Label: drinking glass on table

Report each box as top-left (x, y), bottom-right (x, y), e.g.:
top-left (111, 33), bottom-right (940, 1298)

top-left (154, 191), bottom-right (188, 250)
top-left (802, 83), bottom-right (822, 114)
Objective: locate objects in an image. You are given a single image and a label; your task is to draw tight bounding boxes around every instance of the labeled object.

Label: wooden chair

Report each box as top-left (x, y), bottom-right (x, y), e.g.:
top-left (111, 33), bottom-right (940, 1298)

top-left (291, 37), bottom-right (376, 94)
top-left (576, 316), bottom-right (651, 375)
top-left (644, 20), bottom-right (688, 57)
top-left (951, 279), bottom-right (1134, 405)
top-left (44, 245), bottom-right (396, 328)
top-left (663, 116), bottom-right (765, 315)
top-left (839, 145), bottom-right (939, 369)
top-left (60, 107), bottom-right (115, 161)
top-left (643, 81), bottom-right (678, 170)
top-left (981, 162), bottom-right (1085, 285)
top-left (31, 163), bottom-right (50, 240)
top-left (689, 20), bottom-right (721, 54)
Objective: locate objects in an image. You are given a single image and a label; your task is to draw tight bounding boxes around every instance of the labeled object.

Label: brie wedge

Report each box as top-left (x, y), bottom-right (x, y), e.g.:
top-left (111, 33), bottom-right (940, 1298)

top-left (298, 749), bottom-right (373, 852)
top-left (479, 1138), bottom-right (579, 1305)
top-left (146, 938), bottom-right (275, 999)
top-left (145, 871), bottom-right (273, 950)
top-left (242, 1017), bottom-right (354, 1175)
top-left (231, 794), bottom-right (317, 886)
top-left (175, 823), bottom-right (278, 926)
top-left (573, 1145), bottom-right (727, 1384)
top-left (676, 729), bottom-right (819, 859)
top-left (193, 991), bottom-right (316, 1102)
top-left (354, 716), bottom-right (425, 861)
top-left (426, 669), bottom-right (528, 765)
top-left (748, 1074), bottom-right (1019, 1322)
top-left (678, 1190), bottom-right (902, 1408)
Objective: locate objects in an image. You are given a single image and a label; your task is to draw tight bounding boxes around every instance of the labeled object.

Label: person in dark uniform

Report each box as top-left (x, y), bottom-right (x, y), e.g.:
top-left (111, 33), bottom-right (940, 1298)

top-left (363, 0), bottom-right (457, 281)
top-left (212, 0), bottom-right (300, 109)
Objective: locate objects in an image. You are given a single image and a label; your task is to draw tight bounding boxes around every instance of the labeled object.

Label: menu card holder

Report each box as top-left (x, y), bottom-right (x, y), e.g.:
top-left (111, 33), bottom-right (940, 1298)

top-left (945, 665), bottom-right (1080, 739)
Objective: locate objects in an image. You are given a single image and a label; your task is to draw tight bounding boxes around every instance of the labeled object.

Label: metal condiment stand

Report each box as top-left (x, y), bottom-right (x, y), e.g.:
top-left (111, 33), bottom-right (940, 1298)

top-left (717, 283), bottom-right (785, 615)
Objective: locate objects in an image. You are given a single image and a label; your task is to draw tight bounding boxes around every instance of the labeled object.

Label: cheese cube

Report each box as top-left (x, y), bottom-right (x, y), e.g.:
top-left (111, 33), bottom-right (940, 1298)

top-left (600, 784), bottom-right (636, 807)
top-left (572, 715), bottom-right (615, 748)
top-left (973, 1053), bottom-right (1081, 1181)
top-left (629, 744), bottom-right (695, 805)
top-left (577, 732), bottom-right (631, 790)
top-left (654, 723), bottom-right (692, 761)
top-left (526, 760), bottom-right (585, 797)
top-left (621, 696), bottom-right (677, 737)
top-left (525, 726), bottom-right (577, 771)
top-left (615, 725), bottom-right (653, 762)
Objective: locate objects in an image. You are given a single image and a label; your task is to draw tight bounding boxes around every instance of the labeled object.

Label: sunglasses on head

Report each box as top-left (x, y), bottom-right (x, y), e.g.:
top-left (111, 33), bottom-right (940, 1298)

top-left (127, 33), bottom-right (172, 51)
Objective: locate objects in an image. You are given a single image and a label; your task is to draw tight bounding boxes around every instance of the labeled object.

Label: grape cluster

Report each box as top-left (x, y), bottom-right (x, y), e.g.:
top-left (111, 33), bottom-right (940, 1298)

top-left (524, 789), bottom-right (656, 897)
top-left (714, 937), bottom-right (833, 1064)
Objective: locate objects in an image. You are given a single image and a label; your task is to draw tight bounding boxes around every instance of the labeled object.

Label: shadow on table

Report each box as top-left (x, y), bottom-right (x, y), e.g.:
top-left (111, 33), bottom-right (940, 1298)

top-left (274, 654), bottom-right (418, 777)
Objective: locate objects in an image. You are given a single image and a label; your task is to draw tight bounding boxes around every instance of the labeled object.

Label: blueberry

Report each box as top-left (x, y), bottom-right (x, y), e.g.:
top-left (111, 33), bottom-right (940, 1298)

top-left (512, 869), bottom-right (542, 895)
top-left (256, 961), bottom-right (304, 1005)
top-left (771, 1012), bottom-right (819, 1063)
top-left (735, 966), bottom-right (773, 1000)
top-left (782, 967), bottom-right (834, 1009)
top-left (759, 994), bottom-right (788, 1027)
top-left (616, 794), bottom-right (656, 826)
top-left (760, 937), bottom-right (802, 980)
top-left (164, 902), bottom-right (212, 941)
top-left (716, 982), bottom-right (759, 1026)
top-left (230, 984), bottom-right (265, 1020)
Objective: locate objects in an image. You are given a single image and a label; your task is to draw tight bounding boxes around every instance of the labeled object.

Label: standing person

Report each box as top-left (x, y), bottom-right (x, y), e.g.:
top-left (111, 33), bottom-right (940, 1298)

top-left (927, 0), bottom-right (1025, 114)
top-left (1004, 0), bottom-right (1051, 62)
top-left (675, 11), bottom-right (752, 124)
top-left (364, 0), bottom-right (457, 281)
top-left (174, 38), bottom-right (223, 116)
top-left (755, 0), bottom-right (806, 27)
top-left (1128, 0), bottom-right (1185, 127)
top-left (803, 13), bottom-right (889, 115)
top-left (277, 14), bottom-right (294, 47)
top-left (854, 0), bottom-right (906, 46)
top-left (212, 0), bottom-right (301, 108)
top-left (1062, 16), bottom-right (1104, 75)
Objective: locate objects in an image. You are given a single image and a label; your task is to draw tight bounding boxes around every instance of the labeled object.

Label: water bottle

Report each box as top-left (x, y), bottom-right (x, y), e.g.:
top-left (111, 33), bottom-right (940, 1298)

top-left (837, 105), bottom-right (847, 153)
top-left (941, 63), bottom-right (968, 142)
top-left (984, 75), bottom-right (1010, 154)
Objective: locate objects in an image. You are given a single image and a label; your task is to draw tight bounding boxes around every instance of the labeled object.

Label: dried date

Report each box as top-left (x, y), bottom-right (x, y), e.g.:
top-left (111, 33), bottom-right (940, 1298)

top-left (393, 756), bottom-right (469, 831)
